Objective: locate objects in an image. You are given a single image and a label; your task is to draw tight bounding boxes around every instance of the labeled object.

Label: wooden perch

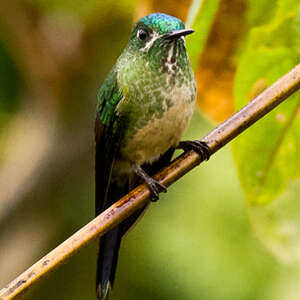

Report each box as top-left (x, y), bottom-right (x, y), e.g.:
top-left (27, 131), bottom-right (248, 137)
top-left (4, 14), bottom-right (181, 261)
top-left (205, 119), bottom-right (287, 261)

top-left (1, 63), bottom-right (300, 300)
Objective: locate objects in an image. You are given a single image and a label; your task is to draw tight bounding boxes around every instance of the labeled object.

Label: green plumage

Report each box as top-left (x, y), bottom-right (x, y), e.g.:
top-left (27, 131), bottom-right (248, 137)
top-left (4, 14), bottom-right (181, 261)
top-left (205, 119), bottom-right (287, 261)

top-left (95, 13), bottom-right (196, 299)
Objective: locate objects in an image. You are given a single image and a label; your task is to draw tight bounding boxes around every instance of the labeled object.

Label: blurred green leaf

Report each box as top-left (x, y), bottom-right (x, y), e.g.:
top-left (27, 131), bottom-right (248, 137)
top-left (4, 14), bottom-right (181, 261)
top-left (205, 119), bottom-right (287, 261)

top-left (233, 1), bottom-right (300, 206)
top-left (249, 180), bottom-right (300, 263)
top-left (185, 0), bottom-right (221, 69)
top-left (233, 0), bottom-right (300, 264)
top-left (246, 0), bottom-right (276, 27)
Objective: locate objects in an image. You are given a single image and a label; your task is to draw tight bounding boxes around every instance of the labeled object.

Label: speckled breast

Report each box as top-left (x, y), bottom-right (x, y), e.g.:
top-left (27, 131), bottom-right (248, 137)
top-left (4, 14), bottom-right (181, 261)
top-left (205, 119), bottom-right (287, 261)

top-left (120, 81), bottom-right (196, 166)
top-left (116, 38), bottom-right (196, 168)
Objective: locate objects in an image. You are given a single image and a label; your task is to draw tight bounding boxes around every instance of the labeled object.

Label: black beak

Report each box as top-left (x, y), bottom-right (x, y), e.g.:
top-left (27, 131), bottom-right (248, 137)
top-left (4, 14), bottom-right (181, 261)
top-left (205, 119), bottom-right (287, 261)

top-left (162, 29), bottom-right (194, 40)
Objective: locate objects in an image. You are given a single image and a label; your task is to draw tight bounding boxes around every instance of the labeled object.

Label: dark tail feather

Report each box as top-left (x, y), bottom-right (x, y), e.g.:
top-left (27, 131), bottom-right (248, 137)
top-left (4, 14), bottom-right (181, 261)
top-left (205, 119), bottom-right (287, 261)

top-left (96, 147), bottom-right (175, 299)
top-left (96, 181), bottom-right (127, 299)
top-left (96, 180), bottom-right (150, 299)
top-left (96, 224), bottom-right (122, 299)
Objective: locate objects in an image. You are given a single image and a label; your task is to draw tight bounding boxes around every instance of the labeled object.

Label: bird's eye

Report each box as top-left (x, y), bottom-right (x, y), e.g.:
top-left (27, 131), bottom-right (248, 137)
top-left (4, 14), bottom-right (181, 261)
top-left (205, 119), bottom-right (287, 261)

top-left (137, 29), bottom-right (149, 41)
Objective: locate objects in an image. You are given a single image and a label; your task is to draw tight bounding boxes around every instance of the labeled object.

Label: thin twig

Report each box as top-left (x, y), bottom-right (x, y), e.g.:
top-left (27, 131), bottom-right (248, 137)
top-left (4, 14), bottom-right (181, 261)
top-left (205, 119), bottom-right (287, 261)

top-left (1, 63), bottom-right (300, 300)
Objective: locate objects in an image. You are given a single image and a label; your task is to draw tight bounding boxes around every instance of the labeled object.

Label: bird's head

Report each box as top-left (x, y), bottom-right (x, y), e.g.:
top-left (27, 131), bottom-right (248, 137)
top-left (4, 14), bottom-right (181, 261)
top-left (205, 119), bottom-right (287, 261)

top-left (127, 13), bottom-right (194, 56)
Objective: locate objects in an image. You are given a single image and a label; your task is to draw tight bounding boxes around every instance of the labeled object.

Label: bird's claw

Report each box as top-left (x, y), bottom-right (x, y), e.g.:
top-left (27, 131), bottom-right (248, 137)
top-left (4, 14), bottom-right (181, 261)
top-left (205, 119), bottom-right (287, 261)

top-left (145, 177), bottom-right (167, 202)
top-left (132, 164), bottom-right (167, 202)
top-left (177, 140), bottom-right (211, 161)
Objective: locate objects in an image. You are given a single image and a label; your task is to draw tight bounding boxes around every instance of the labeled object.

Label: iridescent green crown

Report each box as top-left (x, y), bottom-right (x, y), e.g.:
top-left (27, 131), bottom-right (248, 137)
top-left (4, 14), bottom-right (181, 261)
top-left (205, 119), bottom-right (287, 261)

top-left (138, 13), bottom-right (185, 34)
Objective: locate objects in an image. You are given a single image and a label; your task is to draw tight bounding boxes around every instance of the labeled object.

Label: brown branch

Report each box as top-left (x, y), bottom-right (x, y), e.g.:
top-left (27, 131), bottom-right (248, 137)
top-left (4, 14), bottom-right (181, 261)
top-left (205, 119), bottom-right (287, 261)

top-left (1, 63), bottom-right (300, 300)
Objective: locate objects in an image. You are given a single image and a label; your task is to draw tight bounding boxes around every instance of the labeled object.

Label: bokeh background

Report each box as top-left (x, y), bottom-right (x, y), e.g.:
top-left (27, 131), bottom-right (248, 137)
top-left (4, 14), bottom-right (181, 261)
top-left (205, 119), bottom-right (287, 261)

top-left (1, 1), bottom-right (300, 300)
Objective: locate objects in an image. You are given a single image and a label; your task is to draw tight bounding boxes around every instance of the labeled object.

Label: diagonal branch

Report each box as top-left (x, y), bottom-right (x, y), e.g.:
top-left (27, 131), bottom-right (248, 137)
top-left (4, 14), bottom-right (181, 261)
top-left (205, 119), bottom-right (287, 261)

top-left (1, 63), bottom-right (300, 300)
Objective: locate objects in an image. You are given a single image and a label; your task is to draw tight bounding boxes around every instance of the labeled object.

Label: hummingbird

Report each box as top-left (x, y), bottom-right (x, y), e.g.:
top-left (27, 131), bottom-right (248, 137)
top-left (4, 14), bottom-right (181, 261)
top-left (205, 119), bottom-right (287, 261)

top-left (95, 13), bottom-right (210, 299)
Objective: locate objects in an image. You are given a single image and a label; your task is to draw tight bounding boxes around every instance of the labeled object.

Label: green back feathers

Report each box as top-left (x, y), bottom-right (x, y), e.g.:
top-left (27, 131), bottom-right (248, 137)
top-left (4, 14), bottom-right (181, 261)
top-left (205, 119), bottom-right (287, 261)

top-left (97, 68), bottom-right (123, 126)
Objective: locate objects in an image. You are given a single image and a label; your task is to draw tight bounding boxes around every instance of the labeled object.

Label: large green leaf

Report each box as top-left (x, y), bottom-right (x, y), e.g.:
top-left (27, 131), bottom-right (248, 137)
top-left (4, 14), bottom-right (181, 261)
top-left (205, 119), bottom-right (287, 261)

top-left (185, 0), bottom-right (221, 69)
top-left (233, 1), bottom-right (300, 206)
top-left (233, 0), bottom-right (300, 262)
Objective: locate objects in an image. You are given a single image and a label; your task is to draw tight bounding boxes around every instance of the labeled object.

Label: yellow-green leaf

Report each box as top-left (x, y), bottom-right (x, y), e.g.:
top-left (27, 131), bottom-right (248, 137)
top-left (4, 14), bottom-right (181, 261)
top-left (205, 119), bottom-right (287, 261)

top-left (233, 2), bottom-right (300, 205)
top-left (185, 0), bottom-right (221, 69)
top-left (233, 1), bottom-right (300, 263)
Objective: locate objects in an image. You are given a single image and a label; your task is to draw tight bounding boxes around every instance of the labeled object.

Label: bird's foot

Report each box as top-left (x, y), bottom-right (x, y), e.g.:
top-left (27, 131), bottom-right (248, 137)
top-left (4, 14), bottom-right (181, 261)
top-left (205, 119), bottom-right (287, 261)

top-left (143, 176), bottom-right (167, 202)
top-left (132, 165), bottom-right (167, 202)
top-left (177, 140), bottom-right (211, 161)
